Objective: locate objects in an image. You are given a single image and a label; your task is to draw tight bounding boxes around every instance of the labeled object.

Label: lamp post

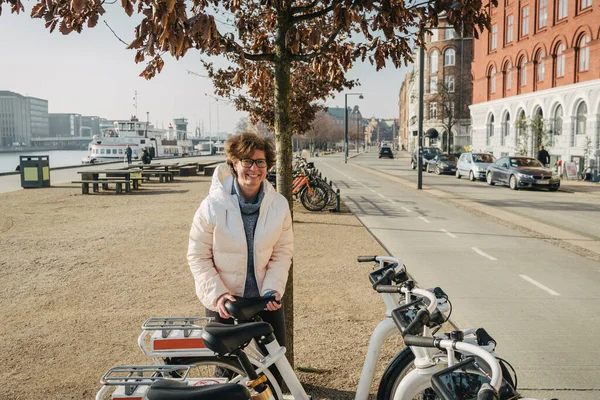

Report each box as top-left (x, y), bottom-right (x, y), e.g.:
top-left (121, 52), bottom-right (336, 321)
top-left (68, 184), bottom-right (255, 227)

top-left (344, 93), bottom-right (364, 163)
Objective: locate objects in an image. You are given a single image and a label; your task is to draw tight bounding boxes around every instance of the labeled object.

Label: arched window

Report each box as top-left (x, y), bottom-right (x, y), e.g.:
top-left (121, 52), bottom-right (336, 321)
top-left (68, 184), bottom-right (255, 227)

top-left (504, 62), bottom-right (512, 91)
top-left (487, 115), bottom-right (495, 145)
top-left (489, 66), bottom-right (497, 94)
top-left (536, 51), bottom-right (545, 82)
top-left (444, 49), bottom-right (456, 66)
top-left (552, 105), bottom-right (563, 136)
top-left (576, 102), bottom-right (587, 135)
top-left (430, 51), bottom-right (439, 73)
top-left (519, 57), bottom-right (527, 86)
top-left (555, 43), bottom-right (565, 78)
top-left (502, 112), bottom-right (510, 145)
top-left (578, 35), bottom-right (590, 72)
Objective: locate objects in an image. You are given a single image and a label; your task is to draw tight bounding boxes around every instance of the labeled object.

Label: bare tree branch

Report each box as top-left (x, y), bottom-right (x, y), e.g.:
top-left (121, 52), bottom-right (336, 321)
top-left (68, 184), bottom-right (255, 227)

top-left (103, 20), bottom-right (128, 46)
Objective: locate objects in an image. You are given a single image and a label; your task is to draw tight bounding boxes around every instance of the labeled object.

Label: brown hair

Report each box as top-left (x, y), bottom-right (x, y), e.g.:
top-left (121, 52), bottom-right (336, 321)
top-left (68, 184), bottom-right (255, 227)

top-left (225, 132), bottom-right (276, 176)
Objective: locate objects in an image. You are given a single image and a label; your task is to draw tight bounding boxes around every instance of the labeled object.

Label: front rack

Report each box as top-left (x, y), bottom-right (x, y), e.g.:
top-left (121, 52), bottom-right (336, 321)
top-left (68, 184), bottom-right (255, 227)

top-left (100, 365), bottom-right (191, 396)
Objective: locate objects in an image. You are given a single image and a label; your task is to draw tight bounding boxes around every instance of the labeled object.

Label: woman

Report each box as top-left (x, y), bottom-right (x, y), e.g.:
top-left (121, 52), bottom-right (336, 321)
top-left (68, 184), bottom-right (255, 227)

top-left (187, 132), bottom-right (293, 348)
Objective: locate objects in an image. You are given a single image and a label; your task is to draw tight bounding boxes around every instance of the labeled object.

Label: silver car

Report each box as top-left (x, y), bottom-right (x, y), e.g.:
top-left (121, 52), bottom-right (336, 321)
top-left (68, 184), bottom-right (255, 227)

top-left (456, 152), bottom-right (496, 181)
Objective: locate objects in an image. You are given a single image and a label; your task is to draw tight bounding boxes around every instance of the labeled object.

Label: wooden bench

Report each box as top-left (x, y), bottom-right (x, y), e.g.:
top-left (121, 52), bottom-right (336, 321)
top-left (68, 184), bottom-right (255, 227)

top-left (204, 166), bottom-right (217, 177)
top-left (179, 165), bottom-right (198, 176)
top-left (72, 180), bottom-right (131, 194)
top-left (141, 171), bottom-right (173, 183)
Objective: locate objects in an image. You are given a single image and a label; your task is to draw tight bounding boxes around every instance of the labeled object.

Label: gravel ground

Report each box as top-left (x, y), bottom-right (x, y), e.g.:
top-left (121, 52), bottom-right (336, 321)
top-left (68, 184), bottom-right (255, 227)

top-left (0, 173), bottom-right (403, 399)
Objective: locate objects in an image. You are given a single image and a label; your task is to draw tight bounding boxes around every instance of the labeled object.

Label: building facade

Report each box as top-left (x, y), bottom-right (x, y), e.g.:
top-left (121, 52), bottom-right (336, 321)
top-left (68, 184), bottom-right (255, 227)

top-left (401, 15), bottom-right (474, 153)
top-left (49, 113), bottom-right (83, 138)
top-left (470, 0), bottom-right (600, 170)
top-left (399, 73), bottom-right (411, 150)
top-left (0, 90), bottom-right (49, 147)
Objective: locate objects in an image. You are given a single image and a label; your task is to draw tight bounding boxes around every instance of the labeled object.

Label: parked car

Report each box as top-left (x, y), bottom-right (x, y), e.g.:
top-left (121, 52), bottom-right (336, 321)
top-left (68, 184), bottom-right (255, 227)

top-left (379, 146), bottom-right (394, 159)
top-left (411, 147), bottom-right (442, 170)
top-left (456, 152), bottom-right (496, 181)
top-left (426, 154), bottom-right (458, 175)
top-left (486, 156), bottom-right (560, 191)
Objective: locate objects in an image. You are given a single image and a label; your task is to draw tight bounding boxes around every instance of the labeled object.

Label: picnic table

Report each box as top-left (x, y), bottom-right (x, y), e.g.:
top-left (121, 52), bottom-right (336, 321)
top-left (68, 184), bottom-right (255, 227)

top-left (74, 169), bottom-right (143, 194)
top-left (127, 162), bottom-right (179, 172)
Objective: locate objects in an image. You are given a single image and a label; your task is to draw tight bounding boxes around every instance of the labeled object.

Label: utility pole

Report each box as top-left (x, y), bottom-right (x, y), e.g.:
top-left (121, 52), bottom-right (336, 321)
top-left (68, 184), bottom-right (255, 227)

top-left (417, 42), bottom-right (425, 189)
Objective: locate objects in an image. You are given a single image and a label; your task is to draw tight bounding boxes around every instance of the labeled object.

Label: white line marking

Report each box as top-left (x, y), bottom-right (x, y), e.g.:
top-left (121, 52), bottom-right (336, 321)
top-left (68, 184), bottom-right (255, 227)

top-left (418, 216), bottom-right (431, 223)
top-left (472, 247), bottom-right (497, 261)
top-left (401, 206), bottom-right (412, 213)
top-left (440, 229), bottom-right (457, 238)
top-left (519, 275), bottom-right (561, 296)
top-left (388, 199), bottom-right (395, 203)
top-left (370, 189), bottom-right (377, 193)
top-left (378, 193), bottom-right (385, 198)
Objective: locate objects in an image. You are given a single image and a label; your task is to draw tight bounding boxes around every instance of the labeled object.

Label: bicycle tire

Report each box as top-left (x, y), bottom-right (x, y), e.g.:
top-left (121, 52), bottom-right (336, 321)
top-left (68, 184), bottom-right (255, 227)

top-left (376, 348), bottom-right (439, 400)
top-left (165, 356), bottom-right (282, 399)
top-left (300, 185), bottom-right (328, 211)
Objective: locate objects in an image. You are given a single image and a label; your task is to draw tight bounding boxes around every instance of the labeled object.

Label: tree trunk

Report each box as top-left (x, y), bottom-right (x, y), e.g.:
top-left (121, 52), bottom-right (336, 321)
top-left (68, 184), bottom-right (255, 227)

top-left (273, 10), bottom-right (294, 367)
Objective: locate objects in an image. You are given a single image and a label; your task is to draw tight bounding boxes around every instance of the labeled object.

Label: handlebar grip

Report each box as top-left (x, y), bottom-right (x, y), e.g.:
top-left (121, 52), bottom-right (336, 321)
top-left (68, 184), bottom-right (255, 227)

top-left (375, 285), bottom-right (402, 293)
top-left (357, 256), bottom-right (377, 262)
top-left (403, 335), bottom-right (437, 348)
top-left (476, 328), bottom-right (497, 348)
top-left (402, 309), bottom-right (430, 336)
top-left (477, 383), bottom-right (499, 400)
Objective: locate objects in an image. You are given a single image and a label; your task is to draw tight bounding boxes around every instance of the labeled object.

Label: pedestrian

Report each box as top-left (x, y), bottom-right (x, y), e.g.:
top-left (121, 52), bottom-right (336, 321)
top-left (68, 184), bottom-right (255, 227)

top-left (141, 148), bottom-right (151, 164)
top-left (125, 145), bottom-right (132, 165)
top-left (537, 145), bottom-right (550, 167)
top-left (187, 132), bottom-right (293, 376)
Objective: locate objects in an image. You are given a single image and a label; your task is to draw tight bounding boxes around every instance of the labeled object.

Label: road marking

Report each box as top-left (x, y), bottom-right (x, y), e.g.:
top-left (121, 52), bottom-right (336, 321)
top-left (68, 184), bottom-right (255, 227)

top-left (519, 275), bottom-right (561, 296)
top-left (370, 189), bottom-right (377, 193)
top-left (401, 206), bottom-right (412, 213)
top-left (388, 199), bottom-right (395, 203)
top-left (472, 247), bottom-right (497, 261)
top-left (440, 229), bottom-right (457, 238)
top-left (378, 193), bottom-right (385, 198)
top-left (418, 216), bottom-right (431, 223)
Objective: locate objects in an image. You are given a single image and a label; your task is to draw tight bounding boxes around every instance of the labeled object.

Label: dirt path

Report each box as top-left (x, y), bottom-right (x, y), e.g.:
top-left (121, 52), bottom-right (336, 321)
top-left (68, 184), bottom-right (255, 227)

top-left (0, 174), bottom-right (402, 399)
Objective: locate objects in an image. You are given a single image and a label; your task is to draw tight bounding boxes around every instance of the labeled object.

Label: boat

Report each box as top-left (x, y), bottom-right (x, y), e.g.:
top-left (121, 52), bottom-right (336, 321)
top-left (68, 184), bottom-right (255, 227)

top-left (81, 116), bottom-right (193, 164)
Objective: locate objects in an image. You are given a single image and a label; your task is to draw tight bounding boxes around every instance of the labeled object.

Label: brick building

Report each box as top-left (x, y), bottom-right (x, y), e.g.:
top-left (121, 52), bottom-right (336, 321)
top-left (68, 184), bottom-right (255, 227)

top-left (470, 0), bottom-right (600, 170)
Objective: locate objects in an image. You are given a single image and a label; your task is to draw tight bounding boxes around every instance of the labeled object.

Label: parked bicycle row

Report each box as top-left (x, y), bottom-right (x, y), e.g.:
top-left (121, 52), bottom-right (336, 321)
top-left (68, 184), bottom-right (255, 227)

top-left (268, 155), bottom-right (341, 211)
top-left (95, 255), bottom-right (557, 400)
top-left (410, 148), bottom-right (561, 192)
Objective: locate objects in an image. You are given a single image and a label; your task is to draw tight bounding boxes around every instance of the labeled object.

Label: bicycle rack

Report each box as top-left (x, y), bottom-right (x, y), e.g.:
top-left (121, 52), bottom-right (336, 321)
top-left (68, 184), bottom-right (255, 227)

top-left (138, 317), bottom-right (216, 359)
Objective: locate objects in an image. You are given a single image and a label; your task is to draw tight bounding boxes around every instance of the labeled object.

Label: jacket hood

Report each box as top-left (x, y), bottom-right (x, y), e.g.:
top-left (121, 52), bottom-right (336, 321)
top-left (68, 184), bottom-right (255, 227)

top-left (209, 163), bottom-right (276, 210)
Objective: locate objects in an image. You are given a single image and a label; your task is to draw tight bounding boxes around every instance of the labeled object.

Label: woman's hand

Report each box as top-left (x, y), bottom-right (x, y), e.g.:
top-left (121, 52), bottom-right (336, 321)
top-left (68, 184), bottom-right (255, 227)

top-left (265, 292), bottom-right (282, 311)
top-left (216, 293), bottom-right (236, 319)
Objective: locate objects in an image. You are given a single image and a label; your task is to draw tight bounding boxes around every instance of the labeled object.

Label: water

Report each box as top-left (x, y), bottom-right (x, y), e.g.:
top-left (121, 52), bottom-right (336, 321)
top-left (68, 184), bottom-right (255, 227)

top-left (0, 150), bottom-right (89, 173)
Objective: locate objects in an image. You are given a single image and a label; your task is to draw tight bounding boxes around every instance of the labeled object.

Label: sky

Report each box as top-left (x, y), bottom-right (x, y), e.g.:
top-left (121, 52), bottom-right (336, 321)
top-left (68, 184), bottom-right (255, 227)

top-left (0, 6), bottom-right (410, 135)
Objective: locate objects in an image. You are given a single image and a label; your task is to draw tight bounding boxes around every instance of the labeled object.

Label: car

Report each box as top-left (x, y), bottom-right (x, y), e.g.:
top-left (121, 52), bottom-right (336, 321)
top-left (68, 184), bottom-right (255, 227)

top-left (486, 156), bottom-right (560, 191)
top-left (379, 146), bottom-right (394, 159)
top-left (426, 154), bottom-right (458, 175)
top-left (411, 147), bottom-right (442, 170)
top-left (456, 152), bottom-right (496, 181)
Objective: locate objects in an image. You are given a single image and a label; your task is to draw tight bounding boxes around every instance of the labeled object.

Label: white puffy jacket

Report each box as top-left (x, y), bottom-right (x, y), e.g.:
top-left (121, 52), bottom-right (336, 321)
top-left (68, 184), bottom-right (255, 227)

top-left (187, 164), bottom-right (293, 311)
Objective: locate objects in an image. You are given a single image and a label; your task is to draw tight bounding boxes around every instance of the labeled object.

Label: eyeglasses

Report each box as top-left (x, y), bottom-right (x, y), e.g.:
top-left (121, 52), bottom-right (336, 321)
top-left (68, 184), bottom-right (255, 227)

top-left (240, 158), bottom-right (267, 168)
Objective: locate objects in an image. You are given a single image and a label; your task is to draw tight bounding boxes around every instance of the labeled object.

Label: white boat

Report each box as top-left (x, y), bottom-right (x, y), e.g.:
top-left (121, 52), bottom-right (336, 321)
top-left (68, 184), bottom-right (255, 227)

top-left (81, 117), bottom-right (193, 164)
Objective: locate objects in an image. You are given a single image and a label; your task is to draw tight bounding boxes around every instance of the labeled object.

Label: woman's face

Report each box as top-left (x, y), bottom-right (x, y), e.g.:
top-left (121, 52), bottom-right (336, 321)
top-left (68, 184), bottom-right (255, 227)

top-left (234, 149), bottom-right (268, 195)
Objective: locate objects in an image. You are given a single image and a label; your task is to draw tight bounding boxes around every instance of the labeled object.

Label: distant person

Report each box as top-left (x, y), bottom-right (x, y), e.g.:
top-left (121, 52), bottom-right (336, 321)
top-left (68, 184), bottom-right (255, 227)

top-left (537, 145), bottom-right (550, 167)
top-left (125, 145), bottom-right (132, 164)
top-left (141, 148), bottom-right (151, 164)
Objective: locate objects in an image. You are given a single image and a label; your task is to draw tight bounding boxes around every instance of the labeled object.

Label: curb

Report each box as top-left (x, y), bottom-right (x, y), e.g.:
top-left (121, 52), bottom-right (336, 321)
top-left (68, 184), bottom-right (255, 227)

top-left (349, 161), bottom-right (600, 260)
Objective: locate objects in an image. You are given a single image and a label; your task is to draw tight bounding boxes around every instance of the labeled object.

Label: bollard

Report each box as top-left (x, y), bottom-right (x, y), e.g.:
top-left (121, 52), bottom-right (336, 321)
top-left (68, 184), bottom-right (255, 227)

top-left (336, 188), bottom-right (340, 212)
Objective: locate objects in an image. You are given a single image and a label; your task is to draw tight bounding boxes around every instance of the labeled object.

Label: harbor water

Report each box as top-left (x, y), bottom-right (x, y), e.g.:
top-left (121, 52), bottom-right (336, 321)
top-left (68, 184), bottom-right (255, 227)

top-left (0, 150), bottom-right (88, 173)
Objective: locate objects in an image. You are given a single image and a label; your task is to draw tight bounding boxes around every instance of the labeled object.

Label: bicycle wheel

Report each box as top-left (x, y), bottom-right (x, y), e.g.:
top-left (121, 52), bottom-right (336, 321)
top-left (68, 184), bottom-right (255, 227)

top-left (377, 348), bottom-right (439, 400)
top-left (300, 185), bottom-right (328, 211)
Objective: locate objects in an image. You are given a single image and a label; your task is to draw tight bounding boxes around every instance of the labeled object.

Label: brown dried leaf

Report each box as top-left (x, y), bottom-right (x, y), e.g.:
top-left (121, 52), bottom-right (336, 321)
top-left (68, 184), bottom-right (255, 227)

top-left (30, 3), bottom-right (45, 18)
top-left (166, 0), bottom-right (176, 13)
top-left (71, 0), bottom-right (85, 13)
top-left (88, 13), bottom-right (98, 27)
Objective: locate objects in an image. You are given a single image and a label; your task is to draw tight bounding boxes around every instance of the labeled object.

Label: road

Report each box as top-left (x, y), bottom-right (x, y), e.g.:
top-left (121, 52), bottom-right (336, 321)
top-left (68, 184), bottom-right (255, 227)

top-left (314, 151), bottom-right (600, 400)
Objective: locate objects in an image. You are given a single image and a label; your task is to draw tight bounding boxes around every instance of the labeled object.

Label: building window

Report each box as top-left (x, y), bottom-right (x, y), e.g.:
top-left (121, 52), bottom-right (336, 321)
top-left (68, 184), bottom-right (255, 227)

top-left (490, 24), bottom-right (498, 51)
top-left (578, 35), bottom-right (590, 72)
top-left (430, 103), bottom-right (438, 119)
top-left (504, 62), bottom-right (512, 90)
top-left (445, 76), bottom-right (455, 92)
top-left (430, 50), bottom-right (439, 73)
top-left (536, 51), bottom-right (545, 81)
top-left (431, 30), bottom-right (438, 42)
top-left (576, 102), bottom-right (587, 135)
top-left (490, 66), bottom-right (497, 93)
top-left (521, 6), bottom-right (530, 36)
top-left (580, 0), bottom-right (592, 9)
top-left (520, 57), bottom-right (527, 86)
top-left (556, 43), bottom-right (565, 77)
top-left (538, 0), bottom-right (548, 29)
top-left (444, 49), bottom-right (456, 66)
top-left (552, 105), bottom-right (563, 135)
top-left (445, 28), bottom-right (458, 40)
top-left (503, 113), bottom-right (511, 136)
top-left (506, 15), bottom-right (514, 43)
top-left (430, 76), bottom-right (438, 93)
top-left (487, 115), bottom-right (495, 145)
top-left (557, 0), bottom-right (568, 19)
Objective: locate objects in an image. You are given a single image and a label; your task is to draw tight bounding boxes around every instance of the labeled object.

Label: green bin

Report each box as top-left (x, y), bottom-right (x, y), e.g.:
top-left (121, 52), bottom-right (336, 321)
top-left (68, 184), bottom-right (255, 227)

top-left (19, 155), bottom-right (51, 188)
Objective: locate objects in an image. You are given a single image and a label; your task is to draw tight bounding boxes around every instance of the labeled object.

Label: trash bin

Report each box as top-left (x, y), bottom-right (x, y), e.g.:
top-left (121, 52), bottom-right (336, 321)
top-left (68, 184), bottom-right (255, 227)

top-left (19, 155), bottom-right (51, 188)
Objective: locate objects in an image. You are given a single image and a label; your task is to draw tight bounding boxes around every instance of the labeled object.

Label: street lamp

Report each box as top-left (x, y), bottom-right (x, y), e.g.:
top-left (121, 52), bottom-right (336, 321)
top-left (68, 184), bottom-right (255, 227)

top-left (345, 93), bottom-right (364, 163)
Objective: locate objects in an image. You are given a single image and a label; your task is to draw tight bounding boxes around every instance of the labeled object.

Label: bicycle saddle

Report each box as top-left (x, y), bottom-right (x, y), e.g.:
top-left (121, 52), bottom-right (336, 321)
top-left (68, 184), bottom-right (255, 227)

top-left (201, 322), bottom-right (273, 355)
top-left (225, 295), bottom-right (276, 321)
top-left (147, 379), bottom-right (250, 400)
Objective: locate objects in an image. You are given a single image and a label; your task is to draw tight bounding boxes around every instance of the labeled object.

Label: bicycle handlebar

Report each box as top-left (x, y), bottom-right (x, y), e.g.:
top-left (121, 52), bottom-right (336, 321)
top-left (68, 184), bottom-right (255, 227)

top-left (357, 255), bottom-right (377, 262)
